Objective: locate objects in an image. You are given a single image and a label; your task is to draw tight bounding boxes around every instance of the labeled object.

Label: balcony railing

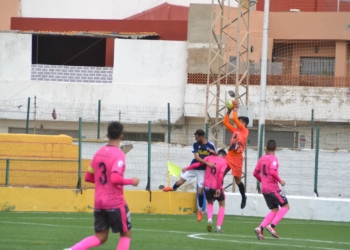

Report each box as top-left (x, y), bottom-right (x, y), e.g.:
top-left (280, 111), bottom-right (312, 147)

top-left (187, 73), bottom-right (350, 87)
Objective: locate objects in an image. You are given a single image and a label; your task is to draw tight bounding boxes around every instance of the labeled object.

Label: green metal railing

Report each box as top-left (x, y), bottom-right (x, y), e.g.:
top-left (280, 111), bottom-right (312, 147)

top-left (147, 121), bottom-right (152, 201)
top-left (25, 97), bottom-right (31, 134)
top-left (314, 126), bottom-right (320, 197)
top-left (97, 100), bottom-right (101, 139)
top-left (167, 103), bottom-right (171, 143)
top-left (256, 124), bottom-right (265, 193)
top-left (76, 117), bottom-right (82, 189)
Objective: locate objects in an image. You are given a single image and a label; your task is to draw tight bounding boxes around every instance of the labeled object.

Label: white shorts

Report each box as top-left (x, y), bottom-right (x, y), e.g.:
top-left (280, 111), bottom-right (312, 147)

top-left (180, 170), bottom-right (205, 188)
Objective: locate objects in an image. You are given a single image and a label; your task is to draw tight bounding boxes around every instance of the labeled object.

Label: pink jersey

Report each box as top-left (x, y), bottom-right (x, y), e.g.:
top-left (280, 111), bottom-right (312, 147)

top-left (91, 145), bottom-right (127, 209)
top-left (203, 155), bottom-right (227, 189)
top-left (254, 154), bottom-right (280, 194)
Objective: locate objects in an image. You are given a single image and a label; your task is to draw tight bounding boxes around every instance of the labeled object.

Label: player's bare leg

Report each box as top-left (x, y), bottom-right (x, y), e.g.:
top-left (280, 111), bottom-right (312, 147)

top-left (163, 178), bottom-right (186, 192)
top-left (266, 204), bottom-right (290, 238)
top-left (206, 199), bottom-right (214, 232)
top-left (234, 176), bottom-right (247, 209)
top-left (224, 167), bottom-right (230, 177)
top-left (96, 229), bottom-right (109, 244)
top-left (117, 231), bottom-right (131, 250)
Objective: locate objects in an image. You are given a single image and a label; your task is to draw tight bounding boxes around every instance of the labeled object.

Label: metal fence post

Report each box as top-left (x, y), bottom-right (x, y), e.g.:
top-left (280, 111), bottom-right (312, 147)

top-left (146, 121), bottom-right (152, 201)
top-left (5, 159), bottom-right (10, 187)
top-left (26, 97), bottom-right (31, 134)
top-left (311, 109), bottom-right (314, 149)
top-left (97, 100), bottom-right (101, 139)
top-left (77, 118), bottom-right (82, 189)
top-left (257, 124), bottom-right (265, 193)
top-left (314, 126), bottom-right (320, 197)
top-left (205, 123), bottom-right (209, 140)
top-left (167, 103), bottom-right (171, 143)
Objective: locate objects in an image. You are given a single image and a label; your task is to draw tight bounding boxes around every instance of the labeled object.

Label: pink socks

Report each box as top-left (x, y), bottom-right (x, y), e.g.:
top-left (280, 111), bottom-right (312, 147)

top-left (71, 235), bottom-right (100, 250)
top-left (117, 237), bottom-right (131, 250)
top-left (261, 211), bottom-right (277, 228)
top-left (271, 206), bottom-right (289, 226)
top-left (70, 235), bottom-right (131, 250)
top-left (207, 205), bottom-right (225, 228)
top-left (217, 207), bottom-right (225, 227)
top-left (207, 204), bottom-right (213, 220)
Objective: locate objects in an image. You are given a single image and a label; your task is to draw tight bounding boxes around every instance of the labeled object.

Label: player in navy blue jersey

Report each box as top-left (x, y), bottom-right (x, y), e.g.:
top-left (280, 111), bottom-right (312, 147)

top-left (163, 129), bottom-right (216, 221)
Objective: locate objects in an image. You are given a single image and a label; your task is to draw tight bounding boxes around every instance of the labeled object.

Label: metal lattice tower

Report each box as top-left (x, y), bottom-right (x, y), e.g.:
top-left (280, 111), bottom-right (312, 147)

top-left (204, 0), bottom-right (257, 192)
top-left (205, 0), bottom-right (256, 147)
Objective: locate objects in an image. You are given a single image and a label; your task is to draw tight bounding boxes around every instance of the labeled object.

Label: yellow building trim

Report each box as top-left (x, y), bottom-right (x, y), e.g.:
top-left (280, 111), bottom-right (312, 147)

top-left (0, 159), bottom-right (94, 189)
top-left (0, 188), bottom-right (196, 215)
top-left (0, 134), bottom-right (73, 144)
top-left (0, 134), bottom-right (77, 159)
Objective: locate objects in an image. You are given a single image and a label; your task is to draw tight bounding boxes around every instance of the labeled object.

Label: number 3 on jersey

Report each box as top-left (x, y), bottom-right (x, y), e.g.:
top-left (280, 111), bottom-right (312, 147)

top-left (99, 162), bottom-right (107, 185)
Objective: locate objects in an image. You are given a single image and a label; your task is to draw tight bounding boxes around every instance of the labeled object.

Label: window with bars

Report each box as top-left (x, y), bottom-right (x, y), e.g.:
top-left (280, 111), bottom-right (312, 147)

top-left (300, 57), bottom-right (335, 76)
top-left (123, 132), bottom-right (165, 142)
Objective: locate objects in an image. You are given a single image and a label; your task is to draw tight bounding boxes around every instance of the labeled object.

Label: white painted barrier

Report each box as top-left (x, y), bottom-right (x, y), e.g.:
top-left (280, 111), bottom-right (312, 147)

top-left (213, 193), bottom-right (350, 222)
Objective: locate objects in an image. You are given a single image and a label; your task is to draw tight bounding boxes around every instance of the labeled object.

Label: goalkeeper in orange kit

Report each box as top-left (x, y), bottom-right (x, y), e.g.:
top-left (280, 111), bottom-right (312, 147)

top-left (223, 100), bottom-right (249, 209)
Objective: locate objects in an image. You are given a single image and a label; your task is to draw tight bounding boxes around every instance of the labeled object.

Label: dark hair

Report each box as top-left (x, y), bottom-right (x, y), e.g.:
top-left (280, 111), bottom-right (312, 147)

top-left (194, 129), bottom-right (205, 137)
top-left (218, 149), bottom-right (226, 156)
top-left (238, 116), bottom-right (249, 126)
top-left (108, 121), bottom-right (124, 140)
top-left (266, 139), bottom-right (276, 151)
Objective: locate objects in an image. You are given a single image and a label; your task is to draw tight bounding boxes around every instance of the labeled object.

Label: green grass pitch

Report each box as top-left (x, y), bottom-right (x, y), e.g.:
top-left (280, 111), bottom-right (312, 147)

top-left (0, 212), bottom-right (349, 250)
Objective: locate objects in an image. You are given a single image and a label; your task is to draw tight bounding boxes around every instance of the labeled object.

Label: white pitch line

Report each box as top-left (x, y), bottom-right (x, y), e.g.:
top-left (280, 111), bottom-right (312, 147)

top-left (222, 220), bottom-right (350, 226)
top-left (0, 221), bottom-right (89, 229)
top-left (223, 218), bottom-right (350, 226)
top-left (0, 217), bottom-right (91, 220)
top-left (203, 233), bottom-right (350, 245)
top-left (0, 217), bottom-right (175, 221)
top-left (188, 233), bottom-right (347, 250)
top-left (3, 212), bottom-right (350, 225)
top-left (1, 221), bottom-right (349, 248)
top-left (2, 215), bottom-right (347, 227)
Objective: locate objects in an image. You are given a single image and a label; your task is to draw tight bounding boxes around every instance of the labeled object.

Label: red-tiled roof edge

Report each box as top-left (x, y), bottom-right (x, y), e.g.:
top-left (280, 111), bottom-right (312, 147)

top-left (125, 2), bottom-right (189, 21)
top-left (11, 18), bottom-right (188, 41)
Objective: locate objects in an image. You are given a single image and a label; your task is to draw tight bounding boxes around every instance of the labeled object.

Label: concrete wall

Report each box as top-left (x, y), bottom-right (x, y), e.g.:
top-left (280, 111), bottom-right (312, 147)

top-left (269, 12), bottom-right (350, 41)
top-left (0, 188), bottom-right (197, 214)
top-left (0, 133), bottom-right (77, 159)
top-left (20, 0), bottom-right (237, 19)
top-left (184, 84), bottom-right (350, 122)
top-left (1, 188), bottom-right (349, 222)
top-left (0, 33), bottom-right (31, 81)
top-left (0, 133), bottom-right (94, 188)
top-left (0, 37), bottom-right (188, 123)
top-left (31, 65), bottom-right (113, 84)
top-left (214, 193), bottom-right (350, 222)
top-left (113, 39), bottom-right (187, 89)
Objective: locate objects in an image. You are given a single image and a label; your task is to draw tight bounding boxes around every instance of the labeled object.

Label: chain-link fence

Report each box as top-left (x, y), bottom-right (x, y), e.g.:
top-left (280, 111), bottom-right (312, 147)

top-left (0, 97), bottom-right (349, 198)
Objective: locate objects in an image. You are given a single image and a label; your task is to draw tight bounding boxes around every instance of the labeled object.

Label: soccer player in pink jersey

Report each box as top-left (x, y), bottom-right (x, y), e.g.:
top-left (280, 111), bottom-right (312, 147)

top-left (183, 149), bottom-right (227, 233)
top-left (253, 139), bottom-right (290, 240)
top-left (64, 121), bottom-right (140, 250)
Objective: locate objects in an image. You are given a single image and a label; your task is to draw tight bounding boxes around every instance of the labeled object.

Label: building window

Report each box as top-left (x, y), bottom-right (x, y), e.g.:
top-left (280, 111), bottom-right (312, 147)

top-left (123, 132), bottom-right (165, 142)
top-left (300, 57), bottom-right (335, 76)
top-left (32, 35), bottom-right (106, 67)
